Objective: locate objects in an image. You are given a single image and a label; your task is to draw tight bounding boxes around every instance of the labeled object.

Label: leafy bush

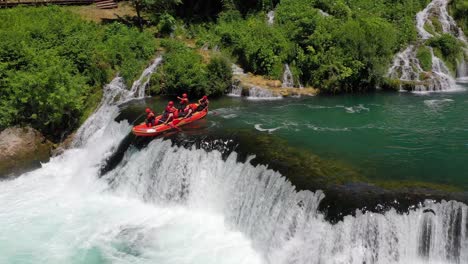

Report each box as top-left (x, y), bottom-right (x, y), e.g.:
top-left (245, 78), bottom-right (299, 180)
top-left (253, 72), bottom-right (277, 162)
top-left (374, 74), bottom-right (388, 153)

top-left (150, 39), bottom-right (231, 97)
top-left (0, 7), bottom-right (156, 139)
top-left (427, 34), bottom-right (463, 58)
top-left (450, 0), bottom-right (468, 31)
top-left (427, 34), bottom-right (463, 72)
top-left (416, 46), bottom-right (433, 71)
top-left (191, 0), bottom-right (430, 93)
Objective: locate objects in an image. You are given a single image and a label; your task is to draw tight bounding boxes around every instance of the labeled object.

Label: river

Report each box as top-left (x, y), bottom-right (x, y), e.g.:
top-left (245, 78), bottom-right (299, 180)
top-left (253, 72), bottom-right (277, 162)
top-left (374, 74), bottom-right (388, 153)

top-left (0, 76), bottom-right (467, 263)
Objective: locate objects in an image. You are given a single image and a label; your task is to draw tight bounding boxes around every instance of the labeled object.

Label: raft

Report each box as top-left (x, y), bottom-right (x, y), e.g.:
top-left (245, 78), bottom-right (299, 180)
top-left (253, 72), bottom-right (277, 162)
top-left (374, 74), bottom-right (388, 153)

top-left (132, 104), bottom-right (208, 137)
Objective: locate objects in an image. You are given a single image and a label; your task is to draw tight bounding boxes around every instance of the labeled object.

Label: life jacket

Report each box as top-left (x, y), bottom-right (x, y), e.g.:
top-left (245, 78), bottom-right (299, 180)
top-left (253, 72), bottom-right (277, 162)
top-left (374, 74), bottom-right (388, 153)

top-left (179, 98), bottom-right (189, 105)
top-left (199, 99), bottom-right (208, 108)
top-left (165, 106), bottom-right (176, 113)
top-left (147, 111), bottom-right (155, 120)
top-left (189, 104), bottom-right (198, 111)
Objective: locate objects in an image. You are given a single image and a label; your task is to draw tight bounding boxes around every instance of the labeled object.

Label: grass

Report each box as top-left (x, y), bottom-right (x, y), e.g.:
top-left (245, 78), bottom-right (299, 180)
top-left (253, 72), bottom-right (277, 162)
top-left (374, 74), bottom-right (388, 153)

top-left (64, 2), bottom-right (136, 23)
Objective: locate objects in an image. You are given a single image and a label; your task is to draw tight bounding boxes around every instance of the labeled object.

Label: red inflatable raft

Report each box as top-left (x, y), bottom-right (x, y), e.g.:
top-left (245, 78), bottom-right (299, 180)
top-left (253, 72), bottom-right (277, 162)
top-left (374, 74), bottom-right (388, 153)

top-left (132, 104), bottom-right (208, 137)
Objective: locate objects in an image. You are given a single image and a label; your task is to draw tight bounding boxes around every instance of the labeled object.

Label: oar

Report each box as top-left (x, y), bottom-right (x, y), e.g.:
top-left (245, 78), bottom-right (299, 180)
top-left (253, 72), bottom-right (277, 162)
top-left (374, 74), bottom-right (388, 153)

top-left (131, 113), bottom-right (146, 125)
top-left (157, 117), bottom-right (182, 132)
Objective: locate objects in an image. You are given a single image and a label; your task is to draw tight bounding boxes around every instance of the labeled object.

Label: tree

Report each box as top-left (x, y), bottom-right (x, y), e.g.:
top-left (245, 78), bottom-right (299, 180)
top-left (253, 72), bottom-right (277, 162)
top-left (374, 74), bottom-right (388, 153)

top-left (130, 0), bottom-right (181, 31)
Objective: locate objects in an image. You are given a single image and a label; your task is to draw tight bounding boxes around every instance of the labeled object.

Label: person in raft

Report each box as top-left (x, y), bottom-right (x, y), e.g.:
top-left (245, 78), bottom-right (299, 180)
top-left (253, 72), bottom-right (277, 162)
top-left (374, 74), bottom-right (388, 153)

top-left (197, 95), bottom-right (209, 111)
top-left (183, 103), bottom-right (198, 118)
top-left (145, 107), bottom-right (156, 127)
top-left (177, 93), bottom-right (189, 111)
top-left (163, 101), bottom-right (177, 124)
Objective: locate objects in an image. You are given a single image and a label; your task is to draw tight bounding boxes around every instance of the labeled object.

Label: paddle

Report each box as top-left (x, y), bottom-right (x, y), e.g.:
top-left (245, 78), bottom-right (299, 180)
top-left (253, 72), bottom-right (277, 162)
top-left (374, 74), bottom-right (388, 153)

top-left (156, 117), bottom-right (182, 132)
top-left (131, 113), bottom-right (146, 125)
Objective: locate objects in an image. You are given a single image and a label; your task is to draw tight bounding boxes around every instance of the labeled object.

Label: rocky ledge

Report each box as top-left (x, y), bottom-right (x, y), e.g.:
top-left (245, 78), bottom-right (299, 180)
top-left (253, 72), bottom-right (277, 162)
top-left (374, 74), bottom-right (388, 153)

top-left (0, 127), bottom-right (53, 178)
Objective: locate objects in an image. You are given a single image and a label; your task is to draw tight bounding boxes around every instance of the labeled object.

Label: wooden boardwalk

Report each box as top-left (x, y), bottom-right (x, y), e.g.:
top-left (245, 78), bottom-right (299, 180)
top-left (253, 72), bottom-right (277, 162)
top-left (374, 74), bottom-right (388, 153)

top-left (0, 0), bottom-right (117, 8)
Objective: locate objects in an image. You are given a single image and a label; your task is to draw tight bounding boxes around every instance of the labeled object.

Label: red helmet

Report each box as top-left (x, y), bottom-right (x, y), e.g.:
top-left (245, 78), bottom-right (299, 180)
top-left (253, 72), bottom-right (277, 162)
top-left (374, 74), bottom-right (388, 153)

top-left (202, 95), bottom-right (208, 100)
top-left (145, 108), bottom-right (151, 113)
top-left (168, 101), bottom-right (174, 106)
top-left (182, 93), bottom-right (187, 98)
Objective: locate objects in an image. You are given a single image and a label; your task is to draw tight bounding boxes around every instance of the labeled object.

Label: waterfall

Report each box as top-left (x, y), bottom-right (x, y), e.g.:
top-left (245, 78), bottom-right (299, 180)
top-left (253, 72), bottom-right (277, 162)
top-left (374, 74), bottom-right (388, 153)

top-left (388, 0), bottom-right (467, 92)
top-left (248, 86), bottom-right (282, 100)
top-left (457, 56), bottom-right (468, 82)
top-left (73, 56), bottom-right (162, 146)
top-left (318, 9), bottom-right (330, 17)
top-left (282, 64), bottom-right (294, 88)
top-left (104, 139), bottom-right (468, 264)
top-left (232, 63), bottom-right (246, 76)
top-left (1, 54), bottom-right (468, 263)
top-left (127, 57), bottom-right (163, 99)
top-left (228, 83), bottom-right (243, 97)
top-left (267, 11), bottom-right (275, 25)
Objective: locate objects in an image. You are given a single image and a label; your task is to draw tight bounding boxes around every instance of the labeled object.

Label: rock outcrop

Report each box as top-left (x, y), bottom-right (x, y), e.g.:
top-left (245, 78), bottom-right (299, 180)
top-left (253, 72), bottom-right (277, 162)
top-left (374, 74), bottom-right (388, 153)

top-left (0, 127), bottom-right (52, 178)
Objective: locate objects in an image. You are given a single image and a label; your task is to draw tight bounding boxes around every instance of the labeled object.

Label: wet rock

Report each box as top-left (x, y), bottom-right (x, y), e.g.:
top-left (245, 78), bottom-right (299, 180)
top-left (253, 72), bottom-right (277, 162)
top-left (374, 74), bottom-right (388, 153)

top-left (51, 132), bottom-right (75, 156)
top-left (0, 127), bottom-right (52, 178)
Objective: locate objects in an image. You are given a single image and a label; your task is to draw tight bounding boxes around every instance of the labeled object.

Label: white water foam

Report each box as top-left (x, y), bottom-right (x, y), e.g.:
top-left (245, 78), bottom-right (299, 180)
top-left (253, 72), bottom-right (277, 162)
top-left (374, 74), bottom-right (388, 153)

top-left (424, 98), bottom-right (454, 109)
top-left (0, 59), bottom-right (261, 264)
top-left (104, 139), bottom-right (468, 264)
top-left (247, 86), bottom-right (282, 100)
top-left (2, 54), bottom-right (468, 264)
top-left (254, 124), bottom-right (282, 133)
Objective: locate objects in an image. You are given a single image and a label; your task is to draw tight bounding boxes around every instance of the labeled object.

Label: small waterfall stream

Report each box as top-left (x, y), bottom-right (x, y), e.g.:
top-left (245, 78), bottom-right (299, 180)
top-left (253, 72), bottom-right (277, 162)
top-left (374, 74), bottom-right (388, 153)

top-left (73, 56), bottom-right (163, 146)
top-left (267, 11), bottom-right (275, 25)
top-left (282, 64), bottom-right (294, 88)
top-left (389, 0), bottom-right (467, 92)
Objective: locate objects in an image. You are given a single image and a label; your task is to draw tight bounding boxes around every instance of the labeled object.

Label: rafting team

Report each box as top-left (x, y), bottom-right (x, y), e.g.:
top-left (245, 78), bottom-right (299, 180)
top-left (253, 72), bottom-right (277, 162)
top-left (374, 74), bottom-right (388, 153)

top-left (145, 94), bottom-right (209, 127)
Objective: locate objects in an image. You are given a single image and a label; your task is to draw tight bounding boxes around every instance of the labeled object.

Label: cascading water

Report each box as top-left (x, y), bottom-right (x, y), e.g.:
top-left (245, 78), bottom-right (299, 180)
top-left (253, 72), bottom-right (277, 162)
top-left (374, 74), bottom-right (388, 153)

top-left (389, 0), bottom-right (467, 92)
top-left (127, 57), bottom-right (163, 99)
top-left (248, 86), bottom-right (282, 100)
top-left (73, 56), bottom-right (162, 146)
top-left (232, 63), bottom-right (246, 76)
top-left (104, 139), bottom-right (468, 264)
top-left (0, 58), bottom-right (262, 264)
top-left (457, 55), bottom-right (468, 82)
top-left (267, 11), bottom-right (275, 25)
top-left (2, 53), bottom-right (468, 263)
top-left (228, 84), bottom-right (243, 97)
top-left (282, 64), bottom-right (294, 88)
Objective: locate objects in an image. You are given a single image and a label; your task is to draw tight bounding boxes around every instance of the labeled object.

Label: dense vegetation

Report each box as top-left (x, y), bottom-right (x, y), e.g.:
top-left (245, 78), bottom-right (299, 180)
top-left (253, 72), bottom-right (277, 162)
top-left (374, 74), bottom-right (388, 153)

top-left (0, 7), bottom-right (156, 139)
top-left (150, 39), bottom-right (232, 97)
top-left (185, 0), bottom-right (432, 93)
top-left (450, 0), bottom-right (468, 31)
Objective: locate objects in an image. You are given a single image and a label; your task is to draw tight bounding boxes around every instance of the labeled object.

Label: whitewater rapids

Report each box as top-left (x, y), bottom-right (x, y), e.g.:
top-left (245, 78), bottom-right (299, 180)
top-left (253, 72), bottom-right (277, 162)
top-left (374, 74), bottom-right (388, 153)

top-left (0, 58), bottom-right (467, 264)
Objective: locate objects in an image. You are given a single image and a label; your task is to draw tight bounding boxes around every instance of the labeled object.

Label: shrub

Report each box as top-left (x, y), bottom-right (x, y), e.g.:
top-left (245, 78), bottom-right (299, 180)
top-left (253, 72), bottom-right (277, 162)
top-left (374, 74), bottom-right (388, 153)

top-left (416, 46), bottom-right (432, 71)
top-left (151, 39), bottom-right (231, 97)
top-left (0, 7), bottom-right (156, 139)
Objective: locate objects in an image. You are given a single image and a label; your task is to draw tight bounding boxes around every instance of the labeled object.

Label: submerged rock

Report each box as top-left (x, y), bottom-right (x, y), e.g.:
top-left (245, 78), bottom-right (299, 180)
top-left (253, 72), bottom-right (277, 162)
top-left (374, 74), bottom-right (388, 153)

top-left (0, 127), bottom-right (52, 178)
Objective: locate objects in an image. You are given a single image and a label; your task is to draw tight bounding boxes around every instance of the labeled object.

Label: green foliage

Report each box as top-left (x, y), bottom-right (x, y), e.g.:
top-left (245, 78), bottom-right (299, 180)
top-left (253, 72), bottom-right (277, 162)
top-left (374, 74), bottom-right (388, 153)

top-left (156, 13), bottom-right (177, 36)
top-left (427, 34), bottom-right (463, 72)
top-left (207, 56), bottom-right (233, 96)
top-left (150, 39), bottom-right (231, 97)
top-left (191, 0), bottom-right (430, 93)
top-left (198, 14), bottom-right (293, 78)
top-left (131, 0), bottom-right (182, 30)
top-left (0, 7), bottom-right (156, 139)
top-left (450, 0), bottom-right (468, 31)
top-left (416, 46), bottom-right (432, 71)
top-left (427, 34), bottom-right (463, 58)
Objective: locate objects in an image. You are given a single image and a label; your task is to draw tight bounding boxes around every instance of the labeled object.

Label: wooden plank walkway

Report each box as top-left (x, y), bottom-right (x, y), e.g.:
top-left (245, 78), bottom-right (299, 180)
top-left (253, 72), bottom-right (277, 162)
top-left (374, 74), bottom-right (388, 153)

top-left (0, 0), bottom-right (117, 8)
